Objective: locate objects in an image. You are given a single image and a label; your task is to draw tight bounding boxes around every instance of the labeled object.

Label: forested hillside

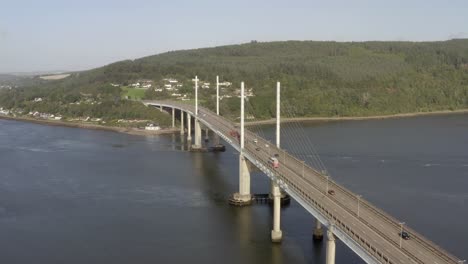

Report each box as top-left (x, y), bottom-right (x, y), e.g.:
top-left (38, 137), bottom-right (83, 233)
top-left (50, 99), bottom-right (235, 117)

top-left (1, 39), bottom-right (468, 120)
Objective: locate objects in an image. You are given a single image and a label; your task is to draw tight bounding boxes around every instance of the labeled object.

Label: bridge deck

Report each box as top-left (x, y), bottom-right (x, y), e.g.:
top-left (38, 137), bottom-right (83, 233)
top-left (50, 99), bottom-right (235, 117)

top-left (144, 100), bottom-right (462, 264)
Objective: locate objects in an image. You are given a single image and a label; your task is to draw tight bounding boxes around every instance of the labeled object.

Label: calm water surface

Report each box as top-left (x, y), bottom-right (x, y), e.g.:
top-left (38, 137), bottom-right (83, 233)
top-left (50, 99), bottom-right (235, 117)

top-left (0, 114), bottom-right (467, 263)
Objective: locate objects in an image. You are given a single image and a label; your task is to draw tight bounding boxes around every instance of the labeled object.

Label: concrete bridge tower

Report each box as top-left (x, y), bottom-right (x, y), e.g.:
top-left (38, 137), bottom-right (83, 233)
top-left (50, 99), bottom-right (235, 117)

top-left (230, 82), bottom-right (252, 205)
top-left (192, 76), bottom-right (202, 149)
top-left (271, 81), bottom-right (283, 242)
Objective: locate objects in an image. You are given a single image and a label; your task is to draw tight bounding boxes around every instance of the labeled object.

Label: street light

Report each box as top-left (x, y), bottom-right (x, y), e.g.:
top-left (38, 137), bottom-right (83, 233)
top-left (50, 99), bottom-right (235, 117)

top-left (399, 222), bottom-right (405, 248)
top-left (357, 195), bottom-right (362, 218)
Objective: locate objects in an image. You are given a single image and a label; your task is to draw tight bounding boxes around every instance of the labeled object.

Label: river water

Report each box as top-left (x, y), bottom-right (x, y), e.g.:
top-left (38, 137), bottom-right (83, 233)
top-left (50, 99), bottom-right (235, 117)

top-left (0, 114), bottom-right (467, 263)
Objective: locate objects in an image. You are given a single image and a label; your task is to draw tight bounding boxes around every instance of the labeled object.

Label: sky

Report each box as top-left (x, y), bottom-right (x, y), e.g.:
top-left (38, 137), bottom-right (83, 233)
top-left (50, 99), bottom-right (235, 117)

top-left (1, 0), bottom-right (467, 73)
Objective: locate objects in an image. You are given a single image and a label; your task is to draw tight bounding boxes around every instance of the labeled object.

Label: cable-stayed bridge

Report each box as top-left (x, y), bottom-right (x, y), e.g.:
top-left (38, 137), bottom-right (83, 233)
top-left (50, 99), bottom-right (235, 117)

top-left (142, 77), bottom-right (463, 264)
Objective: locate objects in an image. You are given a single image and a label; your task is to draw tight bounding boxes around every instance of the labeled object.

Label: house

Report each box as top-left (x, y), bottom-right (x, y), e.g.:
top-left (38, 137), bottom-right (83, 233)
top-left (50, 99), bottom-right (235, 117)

top-left (145, 124), bottom-right (161, 131)
top-left (219, 81), bottom-right (232, 87)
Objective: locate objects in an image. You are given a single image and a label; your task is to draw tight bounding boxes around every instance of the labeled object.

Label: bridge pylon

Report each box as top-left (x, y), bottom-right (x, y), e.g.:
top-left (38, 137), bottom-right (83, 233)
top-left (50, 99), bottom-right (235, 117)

top-left (229, 82), bottom-right (252, 206)
top-left (192, 76), bottom-right (203, 150)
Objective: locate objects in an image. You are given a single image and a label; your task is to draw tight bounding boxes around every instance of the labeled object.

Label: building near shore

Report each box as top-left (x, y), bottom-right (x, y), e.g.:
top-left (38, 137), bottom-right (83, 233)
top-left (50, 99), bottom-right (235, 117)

top-left (145, 124), bottom-right (161, 131)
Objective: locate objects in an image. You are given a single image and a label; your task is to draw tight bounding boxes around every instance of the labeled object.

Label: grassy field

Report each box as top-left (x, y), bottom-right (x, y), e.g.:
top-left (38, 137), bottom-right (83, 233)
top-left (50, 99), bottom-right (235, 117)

top-left (121, 86), bottom-right (147, 100)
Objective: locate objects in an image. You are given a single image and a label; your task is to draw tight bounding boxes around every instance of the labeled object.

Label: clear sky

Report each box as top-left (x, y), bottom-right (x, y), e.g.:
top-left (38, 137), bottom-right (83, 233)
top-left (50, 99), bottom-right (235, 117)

top-left (1, 0), bottom-right (467, 73)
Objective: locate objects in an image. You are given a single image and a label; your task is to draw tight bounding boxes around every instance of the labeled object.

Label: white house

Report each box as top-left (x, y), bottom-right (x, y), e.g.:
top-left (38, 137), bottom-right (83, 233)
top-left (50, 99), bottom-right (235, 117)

top-left (145, 124), bottom-right (161, 131)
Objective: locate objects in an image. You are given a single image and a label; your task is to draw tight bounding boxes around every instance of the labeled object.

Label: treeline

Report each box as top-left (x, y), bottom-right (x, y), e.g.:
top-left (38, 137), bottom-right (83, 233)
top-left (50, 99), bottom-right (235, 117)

top-left (1, 39), bottom-right (468, 120)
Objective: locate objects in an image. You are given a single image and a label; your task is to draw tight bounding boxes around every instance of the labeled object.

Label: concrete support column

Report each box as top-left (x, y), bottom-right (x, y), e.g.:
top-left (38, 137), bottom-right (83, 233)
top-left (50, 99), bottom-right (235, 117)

top-left (193, 119), bottom-right (202, 148)
top-left (205, 128), bottom-right (209, 141)
top-left (160, 105), bottom-right (163, 112)
top-left (313, 218), bottom-right (323, 241)
top-left (229, 82), bottom-right (251, 206)
top-left (326, 226), bottom-right (336, 264)
top-left (180, 111), bottom-right (185, 135)
top-left (238, 154), bottom-right (251, 200)
top-left (172, 108), bottom-right (175, 128)
top-left (271, 182), bottom-right (282, 242)
top-left (187, 113), bottom-right (192, 141)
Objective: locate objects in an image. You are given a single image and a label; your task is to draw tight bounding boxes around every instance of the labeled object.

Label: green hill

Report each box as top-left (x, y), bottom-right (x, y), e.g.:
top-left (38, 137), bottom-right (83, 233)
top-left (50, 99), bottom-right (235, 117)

top-left (1, 39), bottom-right (468, 121)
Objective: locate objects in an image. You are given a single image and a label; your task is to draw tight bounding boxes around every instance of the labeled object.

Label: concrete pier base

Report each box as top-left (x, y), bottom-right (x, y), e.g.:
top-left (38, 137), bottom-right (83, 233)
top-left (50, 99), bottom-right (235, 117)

top-left (271, 230), bottom-right (283, 243)
top-left (229, 154), bottom-right (252, 206)
top-left (313, 219), bottom-right (323, 241)
top-left (326, 227), bottom-right (336, 264)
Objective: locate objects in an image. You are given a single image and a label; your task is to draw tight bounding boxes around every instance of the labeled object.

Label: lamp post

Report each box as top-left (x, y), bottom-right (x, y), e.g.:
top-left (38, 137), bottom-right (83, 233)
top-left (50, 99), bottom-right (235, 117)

top-left (357, 195), bottom-right (362, 218)
top-left (399, 222), bottom-right (405, 248)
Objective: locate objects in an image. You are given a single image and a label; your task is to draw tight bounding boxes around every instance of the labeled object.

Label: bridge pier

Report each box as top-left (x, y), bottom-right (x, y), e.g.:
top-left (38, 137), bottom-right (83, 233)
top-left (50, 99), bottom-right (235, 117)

top-left (172, 108), bottom-right (175, 128)
top-left (271, 182), bottom-right (282, 242)
top-left (326, 226), bottom-right (336, 264)
top-left (187, 113), bottom-right (192, 141)
top-left (192, 119), bottom-right (202, 149)
top-left (180, 111), bottom-right (185, 135)
top-left (313, 218), bottom-right (323, 241)
top-left (205, 128), bottom-right (209, 141)
top-left (229, 154), bottom-right (252, 205)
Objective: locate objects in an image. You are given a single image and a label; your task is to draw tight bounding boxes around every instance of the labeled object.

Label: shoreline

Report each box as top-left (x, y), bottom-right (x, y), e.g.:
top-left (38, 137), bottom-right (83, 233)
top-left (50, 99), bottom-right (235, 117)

top-left (2, 108), bottom-right (468, 133)
top-left (245, 109), bottom-right (468, 126)
top-left (0, 115), bottom-right (179, 136)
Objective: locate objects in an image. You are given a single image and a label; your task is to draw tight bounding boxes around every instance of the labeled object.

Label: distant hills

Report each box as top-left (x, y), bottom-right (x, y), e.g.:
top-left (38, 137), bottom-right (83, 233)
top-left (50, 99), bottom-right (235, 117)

top-left (1, 39), bottom-right (468, 120)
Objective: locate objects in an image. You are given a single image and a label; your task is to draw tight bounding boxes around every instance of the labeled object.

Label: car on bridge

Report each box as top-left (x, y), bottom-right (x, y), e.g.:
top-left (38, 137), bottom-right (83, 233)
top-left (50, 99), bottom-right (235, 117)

top-left (399, 231), bottom-right (411, 240)
top-left (269, 157), bottom-right (279, 168)
top-left (328, 189), bottom-right (335, 195)
top-left (229, 130), bottom-right (240, 141)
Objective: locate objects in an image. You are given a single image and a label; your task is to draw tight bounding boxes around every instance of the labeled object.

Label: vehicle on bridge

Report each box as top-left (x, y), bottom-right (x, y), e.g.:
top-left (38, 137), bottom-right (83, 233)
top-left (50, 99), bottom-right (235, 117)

top-left (229, 130), bottom-right (240, 141)
top-left (399, 231), bottom-right (411, 240)
top-left (328, 189), bottom-right (335, 195)
top-left (269, 157), bottom-right (279, 168)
